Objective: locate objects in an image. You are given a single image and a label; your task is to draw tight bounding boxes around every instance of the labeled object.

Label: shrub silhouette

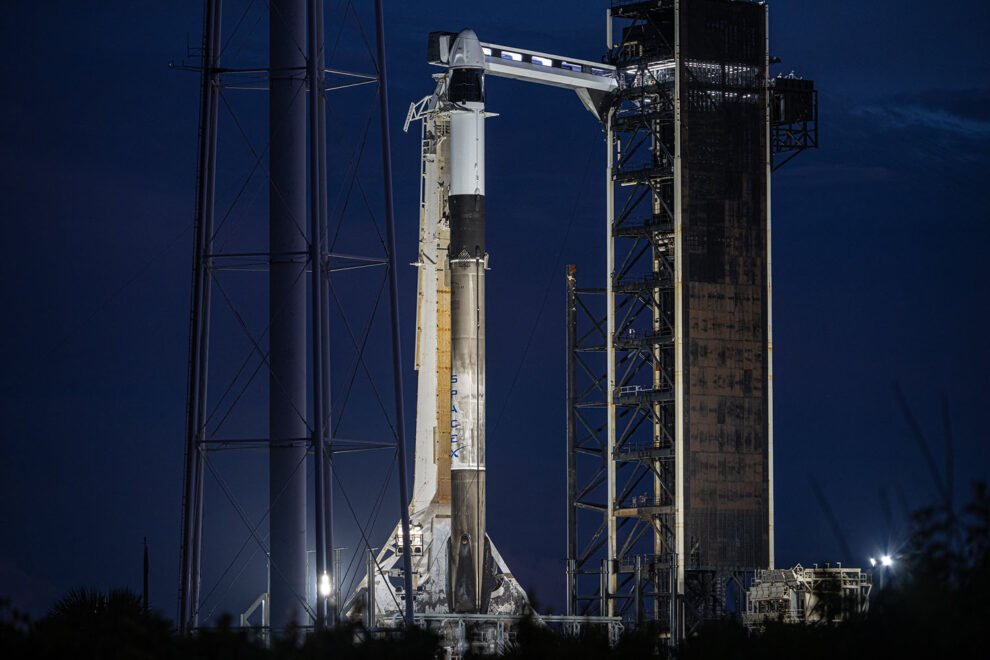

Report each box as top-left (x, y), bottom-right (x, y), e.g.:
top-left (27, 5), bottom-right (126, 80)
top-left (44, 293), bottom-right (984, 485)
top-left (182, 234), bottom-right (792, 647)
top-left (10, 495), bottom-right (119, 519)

top-left (2, 484), bottom-right (988, 659)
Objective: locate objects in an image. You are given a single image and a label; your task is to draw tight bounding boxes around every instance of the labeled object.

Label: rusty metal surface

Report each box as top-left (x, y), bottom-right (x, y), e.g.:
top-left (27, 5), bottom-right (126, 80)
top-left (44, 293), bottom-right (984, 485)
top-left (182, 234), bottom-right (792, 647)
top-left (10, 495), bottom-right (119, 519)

top-left (680, 0), bottom-right (769, 571)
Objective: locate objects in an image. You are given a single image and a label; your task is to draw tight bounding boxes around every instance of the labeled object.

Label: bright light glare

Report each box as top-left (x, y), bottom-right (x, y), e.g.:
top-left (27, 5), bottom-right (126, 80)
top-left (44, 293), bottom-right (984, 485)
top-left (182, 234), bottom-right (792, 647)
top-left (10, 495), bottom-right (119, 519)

top-left (319, 573), bottom-right (332, 597)
top-left (881, 555), bottom-right (893, 567)
top-left (869, 557), bottom-right (877, 567)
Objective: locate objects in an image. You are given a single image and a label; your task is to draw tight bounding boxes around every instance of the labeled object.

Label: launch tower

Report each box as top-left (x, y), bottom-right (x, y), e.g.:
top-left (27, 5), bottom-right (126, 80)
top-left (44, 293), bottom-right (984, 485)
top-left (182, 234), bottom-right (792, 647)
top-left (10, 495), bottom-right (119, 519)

top-left (566, 0), bottom-right (816, 638)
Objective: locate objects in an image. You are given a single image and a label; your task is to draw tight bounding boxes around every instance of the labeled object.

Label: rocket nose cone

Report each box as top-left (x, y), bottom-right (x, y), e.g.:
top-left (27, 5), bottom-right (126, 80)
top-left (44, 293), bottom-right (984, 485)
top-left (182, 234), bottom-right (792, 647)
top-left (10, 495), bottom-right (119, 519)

top-left (450, 29), bottom-right (485, 69)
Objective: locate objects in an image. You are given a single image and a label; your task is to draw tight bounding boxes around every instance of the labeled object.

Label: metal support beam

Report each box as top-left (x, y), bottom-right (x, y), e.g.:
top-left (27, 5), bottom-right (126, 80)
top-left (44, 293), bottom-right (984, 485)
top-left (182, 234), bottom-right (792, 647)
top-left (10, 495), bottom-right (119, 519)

top-left (568, 0), bottom-right (685, 632)
top-left (366, 548), bottom-right (377, 629)
top-left (672, 0), bottom-right (685, 609)
top-left (633, 554), bottom-right (642, 626)
top-left (600, 558), bottom-right (609, 616)
top-left (308, 0), bottom-right (329, 630)
top-left (605, 104), bottom-right (617, 618)
top-left (765, 3), bottom-right (775, 572)
top-left (373, 0), bottom-right (415, 627)
top-left (318, 26), bottom-right (335, 617)
top-left (564, 271), bottom-right (609, 617)
top-left (566, 265), bottom-right (577, 617)
top-left (179, 0), bottom-right (221, 635)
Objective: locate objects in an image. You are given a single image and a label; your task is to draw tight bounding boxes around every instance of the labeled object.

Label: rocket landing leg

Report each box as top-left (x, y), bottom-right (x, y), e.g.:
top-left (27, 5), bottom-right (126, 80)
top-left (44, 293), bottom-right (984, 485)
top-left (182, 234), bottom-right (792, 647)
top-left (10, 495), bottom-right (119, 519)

top-left (344, 509), bottom-right (528, 623)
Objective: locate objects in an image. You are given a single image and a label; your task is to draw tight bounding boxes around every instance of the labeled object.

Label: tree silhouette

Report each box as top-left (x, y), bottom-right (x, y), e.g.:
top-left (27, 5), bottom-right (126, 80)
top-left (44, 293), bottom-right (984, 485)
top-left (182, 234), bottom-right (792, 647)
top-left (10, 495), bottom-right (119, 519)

top-left (33, 588), bottom-right (175, 659)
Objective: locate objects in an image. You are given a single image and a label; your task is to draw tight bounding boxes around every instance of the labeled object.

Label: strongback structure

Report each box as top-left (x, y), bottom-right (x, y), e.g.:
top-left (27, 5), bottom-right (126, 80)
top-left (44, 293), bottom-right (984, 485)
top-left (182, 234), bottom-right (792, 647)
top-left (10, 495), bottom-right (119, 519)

top-left (178, 0), bottom-right (414, 635)
top-left (566, 0), bottom-right (817, 638)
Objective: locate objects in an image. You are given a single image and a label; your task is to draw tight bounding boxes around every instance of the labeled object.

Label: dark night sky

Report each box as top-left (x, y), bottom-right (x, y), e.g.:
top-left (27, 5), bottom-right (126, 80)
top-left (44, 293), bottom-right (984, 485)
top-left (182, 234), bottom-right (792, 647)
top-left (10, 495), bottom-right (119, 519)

top-left (1, 0), bottom-right (988, 621)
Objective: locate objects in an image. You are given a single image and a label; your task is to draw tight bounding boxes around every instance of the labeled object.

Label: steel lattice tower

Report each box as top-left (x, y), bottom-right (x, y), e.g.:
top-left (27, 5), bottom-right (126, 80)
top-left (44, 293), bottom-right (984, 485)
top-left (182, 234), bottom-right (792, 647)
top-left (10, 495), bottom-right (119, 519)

top-left (177, 0), bottom-right (414, 635)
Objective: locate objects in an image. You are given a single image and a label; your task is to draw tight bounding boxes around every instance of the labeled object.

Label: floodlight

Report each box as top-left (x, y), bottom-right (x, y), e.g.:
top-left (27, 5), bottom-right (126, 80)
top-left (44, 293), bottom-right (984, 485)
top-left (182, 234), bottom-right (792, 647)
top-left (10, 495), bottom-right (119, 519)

top-left (319, 572), bottom-right (332, 597)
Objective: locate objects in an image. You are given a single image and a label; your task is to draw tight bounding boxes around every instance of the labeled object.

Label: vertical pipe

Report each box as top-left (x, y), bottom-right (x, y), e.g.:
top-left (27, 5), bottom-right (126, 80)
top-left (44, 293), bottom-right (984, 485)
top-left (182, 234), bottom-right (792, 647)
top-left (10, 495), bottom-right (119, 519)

top-left (600, 558), bottom-right (609, 616)
top-left (605, 106), bottom-right (616, 617)
top-left (307, 0), bottom-right (328, 630)
top-left (333, 545), bottom-right (343, 623)
top-left (634, 554), bottom-right (642, 626)
top-left (323, 412), bottom-right (340, 626)
top-left (317, 34), bottom-right (334, 617)
top-left (366, 549), bottom-right (377, 629)
top-left (606, 8), bottom-right (612, 53)
top-left (372, 0), bottom-right (415, 626)
top-left (179, 0), bottom-right (208, 623)
top-left (317, 7), bottom-right (334, 625)
top-left (190, 3), bottom-right (222, 615)
top-left (189, 444), bottom-right (209, 628)
top-left (179, 0), bottom-right (221, 634)
top-left (604, 5), bottom-right (616, 621)
top-left (764, 2), bottom-right (775, 572)
top-left (269, 0), bottom-right (309, 631)
top-left (670, 553), bottom-right (678, 644)
top-left (672, 0), bottom-right (686, 607)
top-left (565, 265), bottom-right (577, 617)
top-left (189, 442), bottom-right (207, 625)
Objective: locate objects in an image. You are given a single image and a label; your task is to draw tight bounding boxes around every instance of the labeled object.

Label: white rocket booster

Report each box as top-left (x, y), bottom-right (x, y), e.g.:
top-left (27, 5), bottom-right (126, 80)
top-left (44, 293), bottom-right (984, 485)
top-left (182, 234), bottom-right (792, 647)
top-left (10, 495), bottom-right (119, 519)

top-left (446, 29), bottom-right (492, 614)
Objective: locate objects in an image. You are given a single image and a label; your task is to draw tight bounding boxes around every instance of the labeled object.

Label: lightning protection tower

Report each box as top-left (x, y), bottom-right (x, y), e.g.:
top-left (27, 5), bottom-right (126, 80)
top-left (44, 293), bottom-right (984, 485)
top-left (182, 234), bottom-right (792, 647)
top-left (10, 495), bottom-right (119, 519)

top-left (177, 0), bottom-right (415, 635)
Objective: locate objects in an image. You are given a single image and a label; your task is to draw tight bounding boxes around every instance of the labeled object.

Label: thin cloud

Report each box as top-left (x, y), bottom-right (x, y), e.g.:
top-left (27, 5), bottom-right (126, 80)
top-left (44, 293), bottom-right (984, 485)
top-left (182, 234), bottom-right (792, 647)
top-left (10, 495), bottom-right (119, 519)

top-left (859, 104), bottom-right (990, 137)
top-left (855, 88), bottom-right (990, 138)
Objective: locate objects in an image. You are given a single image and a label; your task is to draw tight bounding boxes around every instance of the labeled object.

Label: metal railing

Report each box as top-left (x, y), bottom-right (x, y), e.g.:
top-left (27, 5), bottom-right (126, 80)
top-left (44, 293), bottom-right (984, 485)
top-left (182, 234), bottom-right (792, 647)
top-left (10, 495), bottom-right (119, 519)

top-left (615, 495), bottom-right (673, 509)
